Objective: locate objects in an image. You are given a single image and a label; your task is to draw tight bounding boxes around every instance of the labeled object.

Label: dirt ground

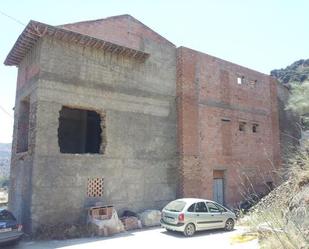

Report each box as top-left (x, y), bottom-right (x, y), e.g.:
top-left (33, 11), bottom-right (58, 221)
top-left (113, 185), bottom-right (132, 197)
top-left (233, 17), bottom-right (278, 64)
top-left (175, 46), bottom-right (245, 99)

top-left (3, 226), bottom-right (258, 249)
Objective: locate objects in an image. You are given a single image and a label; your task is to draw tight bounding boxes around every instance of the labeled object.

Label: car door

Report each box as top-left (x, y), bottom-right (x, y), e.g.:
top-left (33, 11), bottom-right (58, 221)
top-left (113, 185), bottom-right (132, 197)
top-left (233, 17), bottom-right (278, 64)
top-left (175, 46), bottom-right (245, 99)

top-left (205, 202), bottom-right (226, 228)
top-left (194, 202), bottom-right (213, 230)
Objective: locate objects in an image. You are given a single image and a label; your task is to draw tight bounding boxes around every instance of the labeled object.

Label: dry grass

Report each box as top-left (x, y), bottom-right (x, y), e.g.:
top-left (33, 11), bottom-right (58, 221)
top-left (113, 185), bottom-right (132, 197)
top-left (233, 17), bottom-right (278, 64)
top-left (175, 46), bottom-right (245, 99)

top-left (239, 144), bottom-right (309, 249)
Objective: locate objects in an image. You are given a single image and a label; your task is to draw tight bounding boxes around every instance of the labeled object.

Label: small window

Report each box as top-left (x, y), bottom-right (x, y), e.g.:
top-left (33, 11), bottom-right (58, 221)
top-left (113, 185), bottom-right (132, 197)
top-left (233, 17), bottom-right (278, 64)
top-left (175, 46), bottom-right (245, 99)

top-left (187, 203), bottom-right (196, 212)
top-left (206, 202), bottom-right (220, 213)
top-left (16, 99), bottom-right (30, 153)
top-left (221, 118), bottom-right (231, 122)
top-left (214, 203), bottom-right (227, 213)
top-left (239, 121), bottom-right (246, 132)
top-left (87, 178), bottom-right (104, 197)
top-left (249, 80), bottom-right (257, 86)
top-left (252, 123), bottom-right (259, 133)
top-left (195, 202), bottom-right (208, 213)
top-left (237, 76), bottom-right (244, 84)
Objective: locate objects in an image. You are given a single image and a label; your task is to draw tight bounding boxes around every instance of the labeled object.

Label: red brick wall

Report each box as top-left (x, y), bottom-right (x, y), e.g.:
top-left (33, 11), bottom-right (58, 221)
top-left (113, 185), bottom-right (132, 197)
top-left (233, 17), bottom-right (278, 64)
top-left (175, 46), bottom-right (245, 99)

top-left (176, 47), bottom-right (281, 207)
top-left (61, 15), bottom-right (174, 51)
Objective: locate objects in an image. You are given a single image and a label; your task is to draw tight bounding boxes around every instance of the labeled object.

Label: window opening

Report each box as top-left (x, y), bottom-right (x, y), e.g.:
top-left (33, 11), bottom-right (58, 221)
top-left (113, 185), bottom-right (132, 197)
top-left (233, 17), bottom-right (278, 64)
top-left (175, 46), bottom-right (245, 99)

top-left (252, 123), bottom-right (259, 133)
top-left (237, 76), bottom-right (244, 84)
top-left (16, 100), bottom-right (30, 153)
top-left (239, 121), bottom-right (246, 132)
top-left (206, 202), bottom-right (220, 213)
top-left (195, 202), bottom-right (208, 213)
top-left (58, 107), bottom-right (103, 154)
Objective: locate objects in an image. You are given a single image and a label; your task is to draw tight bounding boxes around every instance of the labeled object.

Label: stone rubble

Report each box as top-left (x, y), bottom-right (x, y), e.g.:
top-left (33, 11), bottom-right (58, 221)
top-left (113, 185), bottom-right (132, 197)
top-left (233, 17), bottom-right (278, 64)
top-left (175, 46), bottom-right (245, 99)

top-left (138, 210), bottom-right (161, 227)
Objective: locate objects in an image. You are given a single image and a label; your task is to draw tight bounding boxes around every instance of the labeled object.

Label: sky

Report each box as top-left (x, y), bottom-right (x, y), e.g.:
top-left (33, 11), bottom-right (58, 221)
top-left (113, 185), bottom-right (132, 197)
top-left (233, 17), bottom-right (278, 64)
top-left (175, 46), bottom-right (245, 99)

top-left (0, 0), bottom-right (308, 143)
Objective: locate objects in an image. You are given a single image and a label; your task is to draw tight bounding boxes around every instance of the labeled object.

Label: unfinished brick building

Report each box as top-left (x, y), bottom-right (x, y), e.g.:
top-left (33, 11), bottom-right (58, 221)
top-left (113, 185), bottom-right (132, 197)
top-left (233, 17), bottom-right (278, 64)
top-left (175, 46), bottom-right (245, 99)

top-left (5, 15), bottom-right (280, 233)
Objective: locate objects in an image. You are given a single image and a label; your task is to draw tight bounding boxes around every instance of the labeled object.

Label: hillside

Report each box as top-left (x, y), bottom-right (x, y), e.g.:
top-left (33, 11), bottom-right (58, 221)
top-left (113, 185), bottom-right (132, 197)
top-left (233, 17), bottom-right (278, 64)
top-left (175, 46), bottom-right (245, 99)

top-left (237, 60), bottom-right (309, 248)
top-left (271, 59), bottom-right (309, 85)
top-left (243, 144), bottom-right (309, 248)
top-left (0, 143), bottom-right (11, 158)
top-left (0, 143), bottom-right (11, 178)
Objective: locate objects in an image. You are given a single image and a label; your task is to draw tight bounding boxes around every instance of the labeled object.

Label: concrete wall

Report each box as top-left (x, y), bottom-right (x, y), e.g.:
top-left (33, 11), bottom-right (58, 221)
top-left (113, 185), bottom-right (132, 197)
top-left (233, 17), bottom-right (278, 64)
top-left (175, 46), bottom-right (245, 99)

top-left (176, 47), bottom-right (281, 207)
top-left (26, 36), bottom-right (177, 231)
top-left (9, 41), bottom-right (41, 231)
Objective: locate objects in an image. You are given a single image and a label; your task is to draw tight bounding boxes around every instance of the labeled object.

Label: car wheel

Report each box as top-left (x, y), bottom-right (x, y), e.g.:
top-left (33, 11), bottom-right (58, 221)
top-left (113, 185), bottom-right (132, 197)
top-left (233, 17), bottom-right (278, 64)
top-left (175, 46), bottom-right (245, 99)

top-left (225, 219), bottom-right (234, 231)
top-left (183, 223), bottom-right (195, 237)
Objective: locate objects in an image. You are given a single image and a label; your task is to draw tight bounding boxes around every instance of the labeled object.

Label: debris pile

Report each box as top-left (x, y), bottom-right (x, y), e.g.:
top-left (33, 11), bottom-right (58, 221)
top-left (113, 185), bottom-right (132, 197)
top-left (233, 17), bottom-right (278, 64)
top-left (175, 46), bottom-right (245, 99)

top-left (87, 205), bottom-right (124, 236)
top-left (138, 210), bottom-right (161, 227)
top-left (120, 216), bottom-right (141, 231)
top-left (36, 205), bottom-right (163, 239)
top-left (87, 205), bottom-right (162, 236)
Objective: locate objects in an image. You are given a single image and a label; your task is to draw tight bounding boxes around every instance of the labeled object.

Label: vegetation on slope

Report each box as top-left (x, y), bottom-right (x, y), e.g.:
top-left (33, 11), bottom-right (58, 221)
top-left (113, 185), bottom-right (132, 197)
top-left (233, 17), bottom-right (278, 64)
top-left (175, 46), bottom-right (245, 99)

top-left (246, 145), bottom-right (309, 249)
top-left (271, 59), bottom-right (309, 85)
top-left (240, 63), bottom-right (309, 248)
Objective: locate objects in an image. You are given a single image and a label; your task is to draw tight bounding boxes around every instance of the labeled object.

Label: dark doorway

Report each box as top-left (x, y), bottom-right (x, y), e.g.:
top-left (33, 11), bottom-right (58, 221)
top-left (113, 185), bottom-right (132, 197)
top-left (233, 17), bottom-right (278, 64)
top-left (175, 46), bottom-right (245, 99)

top-left (16, 100), bottom-right (30, 153)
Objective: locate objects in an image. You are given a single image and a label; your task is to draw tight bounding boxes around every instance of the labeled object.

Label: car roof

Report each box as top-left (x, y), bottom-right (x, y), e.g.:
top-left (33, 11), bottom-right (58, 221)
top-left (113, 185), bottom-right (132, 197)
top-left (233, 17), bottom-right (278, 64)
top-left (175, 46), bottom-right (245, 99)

top-left (175, 198), bottom-right (214, 205)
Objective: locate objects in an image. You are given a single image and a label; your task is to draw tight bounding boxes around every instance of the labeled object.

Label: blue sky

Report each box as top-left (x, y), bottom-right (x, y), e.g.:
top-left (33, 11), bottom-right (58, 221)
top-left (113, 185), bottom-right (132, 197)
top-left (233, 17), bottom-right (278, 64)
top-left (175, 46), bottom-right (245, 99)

top-left (0, 0), bottom-right (308, 143)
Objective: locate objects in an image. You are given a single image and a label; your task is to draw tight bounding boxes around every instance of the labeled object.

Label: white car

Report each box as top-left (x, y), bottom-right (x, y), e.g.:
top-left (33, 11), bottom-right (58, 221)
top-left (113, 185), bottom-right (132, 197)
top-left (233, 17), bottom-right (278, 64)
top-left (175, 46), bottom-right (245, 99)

top-left (160, 198), bottom-right (236, 236)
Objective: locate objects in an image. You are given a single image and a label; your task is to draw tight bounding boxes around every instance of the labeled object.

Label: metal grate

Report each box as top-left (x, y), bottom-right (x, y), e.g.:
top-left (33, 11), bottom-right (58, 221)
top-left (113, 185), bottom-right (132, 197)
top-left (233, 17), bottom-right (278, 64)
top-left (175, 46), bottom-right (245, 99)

top-left (87, 178), bottom-right (104, 197)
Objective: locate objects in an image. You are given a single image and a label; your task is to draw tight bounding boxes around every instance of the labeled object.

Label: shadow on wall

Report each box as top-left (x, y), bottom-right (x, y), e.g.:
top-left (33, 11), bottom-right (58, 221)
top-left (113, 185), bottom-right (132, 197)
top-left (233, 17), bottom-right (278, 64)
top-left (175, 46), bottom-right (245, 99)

top-left (277, 83), bottom-right (302, 162)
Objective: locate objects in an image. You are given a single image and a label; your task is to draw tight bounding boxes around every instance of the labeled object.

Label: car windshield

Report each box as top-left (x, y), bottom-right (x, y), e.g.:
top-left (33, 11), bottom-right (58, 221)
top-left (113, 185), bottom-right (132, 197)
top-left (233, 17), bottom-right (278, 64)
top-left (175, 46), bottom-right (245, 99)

top-left (164, 200), bottom-right (186, 212)
top-left (0, 210), bottom-right (15, 221)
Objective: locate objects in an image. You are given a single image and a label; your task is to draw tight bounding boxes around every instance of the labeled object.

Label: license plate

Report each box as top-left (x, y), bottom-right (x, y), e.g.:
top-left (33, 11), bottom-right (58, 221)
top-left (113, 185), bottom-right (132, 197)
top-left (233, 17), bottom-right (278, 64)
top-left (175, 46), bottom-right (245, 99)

top-left (0, 228), bottom-right (12, 233)
top-left (165, 217), bottom-right (174, 222)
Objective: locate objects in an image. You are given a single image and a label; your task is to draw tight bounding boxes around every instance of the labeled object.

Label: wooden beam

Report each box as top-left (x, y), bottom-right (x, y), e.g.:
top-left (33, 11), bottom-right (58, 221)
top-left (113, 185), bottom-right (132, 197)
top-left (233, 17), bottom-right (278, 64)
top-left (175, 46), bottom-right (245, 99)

top-left (17, 40), bottom-right (34, 49)
top-left (5, 21), bottom-right (150, 66)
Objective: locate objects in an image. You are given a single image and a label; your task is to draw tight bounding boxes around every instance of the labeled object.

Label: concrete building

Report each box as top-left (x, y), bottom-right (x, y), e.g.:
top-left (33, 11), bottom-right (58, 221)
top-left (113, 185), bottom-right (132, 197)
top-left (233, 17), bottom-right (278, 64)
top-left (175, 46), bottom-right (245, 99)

top-left (4, 15), bottom-right (280, 233)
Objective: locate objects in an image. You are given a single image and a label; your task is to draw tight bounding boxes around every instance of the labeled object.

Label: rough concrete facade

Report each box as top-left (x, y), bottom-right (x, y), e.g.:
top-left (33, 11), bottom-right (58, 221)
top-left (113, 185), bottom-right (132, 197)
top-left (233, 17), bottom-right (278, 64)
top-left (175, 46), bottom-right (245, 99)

top-left (5, 15), bottom-right (281, 233)
top-left (8, 16), bottom-right (177, 232)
